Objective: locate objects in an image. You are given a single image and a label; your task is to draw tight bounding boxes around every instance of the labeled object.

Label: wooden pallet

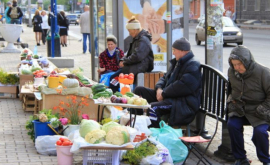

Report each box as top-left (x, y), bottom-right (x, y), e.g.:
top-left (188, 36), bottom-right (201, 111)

top-left (22, 94), bottom-right (35, 112)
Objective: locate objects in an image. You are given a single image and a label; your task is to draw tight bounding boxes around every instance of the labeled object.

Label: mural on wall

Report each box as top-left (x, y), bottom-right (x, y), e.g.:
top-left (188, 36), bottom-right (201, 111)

top-left (123, 0), bottom-right (183, 71)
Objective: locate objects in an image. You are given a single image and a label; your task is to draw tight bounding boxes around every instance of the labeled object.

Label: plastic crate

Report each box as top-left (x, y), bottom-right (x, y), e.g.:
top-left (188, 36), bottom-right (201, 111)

top-left (82, 149), bottom-right (121, 165)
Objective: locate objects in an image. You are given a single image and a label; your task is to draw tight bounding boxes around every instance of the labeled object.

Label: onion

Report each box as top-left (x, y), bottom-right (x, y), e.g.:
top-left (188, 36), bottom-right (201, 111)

top-left (121, 97), bottom-right (128, 104)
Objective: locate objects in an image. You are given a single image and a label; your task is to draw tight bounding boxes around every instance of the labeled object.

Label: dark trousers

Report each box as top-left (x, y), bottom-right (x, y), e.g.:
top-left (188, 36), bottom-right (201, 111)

top-left (42, 29), bottom-right (48, 44)
top-left (227, 116), bottom-right (270, 163)
top-left (109, 69), bottom-right (122, 93)
top-left (134, 86), bottom-right (172, 128)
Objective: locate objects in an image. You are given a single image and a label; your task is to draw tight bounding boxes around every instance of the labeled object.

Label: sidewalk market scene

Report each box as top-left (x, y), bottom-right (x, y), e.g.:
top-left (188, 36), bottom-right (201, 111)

top-left (1, 1), bottom-right (270, 165)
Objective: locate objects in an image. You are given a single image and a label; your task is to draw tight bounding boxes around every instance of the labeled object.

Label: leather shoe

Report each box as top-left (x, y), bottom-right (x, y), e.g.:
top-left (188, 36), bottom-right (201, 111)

top-left (231, 158), bottom-right (250, 165)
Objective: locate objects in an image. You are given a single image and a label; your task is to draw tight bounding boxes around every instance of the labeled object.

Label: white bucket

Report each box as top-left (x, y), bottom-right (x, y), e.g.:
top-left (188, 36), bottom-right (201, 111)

top-left (34, 77), bottom-right (44, 86)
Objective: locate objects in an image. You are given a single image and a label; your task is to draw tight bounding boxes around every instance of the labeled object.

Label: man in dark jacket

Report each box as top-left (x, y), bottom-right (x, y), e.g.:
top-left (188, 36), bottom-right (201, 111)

top-left (109, 17), bottom-right (154, 92)
top-left (227, 45), bottom-right (270, 165)
top-left (134, 37), bottom-right (201, 127)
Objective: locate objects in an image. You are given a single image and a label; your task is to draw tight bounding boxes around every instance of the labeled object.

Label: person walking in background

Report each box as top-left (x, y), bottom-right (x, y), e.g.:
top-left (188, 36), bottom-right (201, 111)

top-left (4, 2), bottom-right (12, 24)
top-left (98, 34), bottom-right (124, 76)
top-left (32, 10), bottom-right (43, 46)
top-left (225, 6), bottom-right (233, 18)
top-left (80, 5), bottom-right (91, 54)
top-left (227, 45), bottom-right (270, 165)
top-left (58, 11), bottom-right (69, 47)
top-left (41, 10), bottom-right (50, 45)
top-left (7, 0), bottom-right (23, 24)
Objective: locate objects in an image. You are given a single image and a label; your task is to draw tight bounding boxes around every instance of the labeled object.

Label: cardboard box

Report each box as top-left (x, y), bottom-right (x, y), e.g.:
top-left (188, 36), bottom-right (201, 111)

top-left (0, 85), bottom-right (18, 98)
top-left (42, 94), bottom-right (100, 121)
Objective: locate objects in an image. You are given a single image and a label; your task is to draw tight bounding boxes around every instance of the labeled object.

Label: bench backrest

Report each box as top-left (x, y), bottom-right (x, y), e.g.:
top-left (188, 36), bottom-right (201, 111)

top-left (200, 64), bottom-right (229, 122)
top-left (136, 72), bottom-right (164, 89)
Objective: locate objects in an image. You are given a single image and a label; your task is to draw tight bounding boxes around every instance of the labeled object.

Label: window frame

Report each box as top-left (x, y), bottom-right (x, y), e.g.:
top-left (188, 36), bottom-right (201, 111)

top-left (255, 0), bottom-right (260, 11)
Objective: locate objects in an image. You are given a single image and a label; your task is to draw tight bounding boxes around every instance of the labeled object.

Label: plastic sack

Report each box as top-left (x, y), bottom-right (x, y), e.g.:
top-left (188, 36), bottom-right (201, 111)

top-left (140, 137), bottom-right (173, 165)
top-left (35, 135), bottom-right (66, 156)
top-left (100, 72), bottom-right (115, 87)
top-left (150, 121), bottom-right (188, 163)
top-left (33, 45), bottom-right (38, 55)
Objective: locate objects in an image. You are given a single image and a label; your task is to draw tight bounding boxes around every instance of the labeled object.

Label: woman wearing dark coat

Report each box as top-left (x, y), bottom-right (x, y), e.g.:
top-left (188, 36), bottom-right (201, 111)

top-left (227, 45), bottom-right (270, 165)
top-left (134, 38), bottom-right (201, 127)
top-left (32, 10), bottom-right (43, 46)
top-left (109, 17), bottom-right (154, 92)
top-left (57, 11), bottom-right (69, 47)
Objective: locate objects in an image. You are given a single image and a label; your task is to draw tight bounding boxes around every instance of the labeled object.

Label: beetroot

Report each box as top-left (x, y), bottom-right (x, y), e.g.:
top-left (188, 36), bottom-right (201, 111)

top-left (121, 97), bottom-right (128, 104)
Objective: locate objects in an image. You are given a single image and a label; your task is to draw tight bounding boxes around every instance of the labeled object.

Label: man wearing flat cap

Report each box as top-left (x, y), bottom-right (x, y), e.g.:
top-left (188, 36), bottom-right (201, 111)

top-left (134, 37), bottom-right (202, 128)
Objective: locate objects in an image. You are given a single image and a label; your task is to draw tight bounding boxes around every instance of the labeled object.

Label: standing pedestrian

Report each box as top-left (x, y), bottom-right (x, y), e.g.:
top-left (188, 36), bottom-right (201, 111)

top-left (57, 11), bottom-right (69, 47)
top-left (41, 10), bottom-right (50, 45)
top-left (225, 6), bottom-right (233, 18)
top-left (227, 45), bottom-right (270, 165)
top-left (4, 2), bottom-right (12, 24)
top-left (7, 0), bottom-right (23, 24)
top-left (79, 5), bottom-right (91, 54)
top-left (32, 10), bottom-right (43, 46)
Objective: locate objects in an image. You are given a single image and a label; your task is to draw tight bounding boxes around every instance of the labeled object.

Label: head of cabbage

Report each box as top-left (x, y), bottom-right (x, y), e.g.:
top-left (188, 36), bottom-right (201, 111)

top-left (79, 119), bottom-right (101, 138)
top-left (102, 121), bottom-right (120, 133)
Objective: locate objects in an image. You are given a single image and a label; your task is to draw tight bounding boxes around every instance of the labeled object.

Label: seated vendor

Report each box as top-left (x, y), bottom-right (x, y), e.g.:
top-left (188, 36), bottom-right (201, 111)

top-left (97, 34), bottom-right (124, 76)
top-left (134, 38), bottom-right (201, 128)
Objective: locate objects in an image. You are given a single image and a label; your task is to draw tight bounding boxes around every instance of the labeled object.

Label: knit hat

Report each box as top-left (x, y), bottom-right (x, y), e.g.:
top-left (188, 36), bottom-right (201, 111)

top-left (126, 22), bottom-right (141, 30)
top-left (172, 37), bottom-right (191, 51)
top-left (7, 2), bottom-right (11, 5)
top-left (106, 34), bottom-right (117, 44)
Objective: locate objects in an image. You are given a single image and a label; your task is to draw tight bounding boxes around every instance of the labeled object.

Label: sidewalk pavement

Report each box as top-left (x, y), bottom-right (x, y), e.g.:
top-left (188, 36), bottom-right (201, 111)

top-left (0, 23), bottom-right (268, 165)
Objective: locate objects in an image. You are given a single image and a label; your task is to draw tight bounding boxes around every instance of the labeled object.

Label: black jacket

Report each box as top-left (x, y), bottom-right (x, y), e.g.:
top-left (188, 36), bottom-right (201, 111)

top-left (7, 5), bottom-right (23, 19)
top-left (155, 51), bottom-right (201, 126)
top-left (32, 15), bottom-right (43, 31)
top-left (122, 29), bottom-right (154, 75)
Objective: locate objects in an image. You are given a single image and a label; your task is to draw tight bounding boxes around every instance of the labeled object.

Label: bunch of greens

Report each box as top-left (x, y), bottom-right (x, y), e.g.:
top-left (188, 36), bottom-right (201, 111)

top-left (0, 68), bottom-right (19, 85)
top-left (122, 141), bottom-right (158, 165)
top-left (100, 117), bottom-right (119, 125)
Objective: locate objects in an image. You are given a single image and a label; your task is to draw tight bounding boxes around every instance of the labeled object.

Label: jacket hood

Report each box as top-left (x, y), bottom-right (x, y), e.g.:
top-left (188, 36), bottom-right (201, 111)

top-left (228, 45), bottom-right (255, 72)
top-left (134, 29), bottom-right (152, 41)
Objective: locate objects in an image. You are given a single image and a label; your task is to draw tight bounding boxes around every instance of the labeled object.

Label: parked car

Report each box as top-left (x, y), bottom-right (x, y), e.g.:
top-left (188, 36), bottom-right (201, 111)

top-left (195, 16), bottom-right (243, 45)
top-left (66, 14), bottom-right (79, 25)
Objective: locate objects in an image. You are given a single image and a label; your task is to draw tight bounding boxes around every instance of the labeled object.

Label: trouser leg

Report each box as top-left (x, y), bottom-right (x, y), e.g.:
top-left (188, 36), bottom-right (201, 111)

top-left (82, 33), bottom-right (87, 53)
top-left (88, 33), bottom-right (91, 52)
top-left (252, 124), bottom-right (270, 163)
top-left (227, 116), bottom-right (248, 159)
top-left (133, 86), bottom-right (156, 115)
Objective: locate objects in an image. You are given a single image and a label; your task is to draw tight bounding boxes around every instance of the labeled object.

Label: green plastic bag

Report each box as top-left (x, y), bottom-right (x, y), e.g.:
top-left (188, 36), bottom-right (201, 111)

top-left (150, 121), bottom-right (188, 163)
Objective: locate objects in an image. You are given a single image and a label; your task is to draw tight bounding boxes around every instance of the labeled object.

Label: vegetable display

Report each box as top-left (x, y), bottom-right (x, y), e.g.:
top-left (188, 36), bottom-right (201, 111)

top-left (56, 137), bottom-right (73, 146)
top-left (105, 126), bottom-right (130, 145)
top-left (85, 129), bottom-right (106, 144)
top-left (79, 119), bottom-right (101, 138)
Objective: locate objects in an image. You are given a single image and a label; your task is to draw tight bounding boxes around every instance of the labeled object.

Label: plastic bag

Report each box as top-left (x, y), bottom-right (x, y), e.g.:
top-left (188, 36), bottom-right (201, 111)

top-left (150, 121), bottom-right (188, 163)
top-left (141, 137), bottom-right (173, 165)
top-left (100, 72), bottom-right (115, 87)
top-left (35, 135), bottom-right (66, 155)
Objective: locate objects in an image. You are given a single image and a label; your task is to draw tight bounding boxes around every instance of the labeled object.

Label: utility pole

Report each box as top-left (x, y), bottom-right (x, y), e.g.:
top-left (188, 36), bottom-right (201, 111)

top-left (27, 0), bottom-right (32, 27)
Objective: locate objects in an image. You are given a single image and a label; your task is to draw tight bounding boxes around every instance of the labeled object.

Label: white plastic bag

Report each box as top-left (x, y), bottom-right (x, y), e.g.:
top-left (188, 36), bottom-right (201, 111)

top-left (140, 137), bottom-right (173, 165)
top-left (35, 135), bottom-right (66, 155)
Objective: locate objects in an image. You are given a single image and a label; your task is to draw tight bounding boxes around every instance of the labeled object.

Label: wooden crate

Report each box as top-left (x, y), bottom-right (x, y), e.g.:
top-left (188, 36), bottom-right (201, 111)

top-left (22, 94), bottom-right (35, 112)
top-left (19, 75), bottom-right (34, 100)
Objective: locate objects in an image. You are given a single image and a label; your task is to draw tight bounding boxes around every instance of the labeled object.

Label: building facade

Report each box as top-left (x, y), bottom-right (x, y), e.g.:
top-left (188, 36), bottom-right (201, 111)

top-left (235, 0), bottom-right (270, 24)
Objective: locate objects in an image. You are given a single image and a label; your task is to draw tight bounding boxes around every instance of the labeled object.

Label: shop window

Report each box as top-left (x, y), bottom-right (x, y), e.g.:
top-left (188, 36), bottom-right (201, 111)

top-left (255, 0), bottom-right (260, 11)
top-left (242, 0), bottom-right (247, 11)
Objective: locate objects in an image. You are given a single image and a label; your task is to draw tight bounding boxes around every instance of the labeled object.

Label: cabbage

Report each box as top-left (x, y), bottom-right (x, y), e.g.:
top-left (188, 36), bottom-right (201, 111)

top-left (102, 121), bottom-right (120, 133)
top-left (79, 119), bottom-right (101, 138)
